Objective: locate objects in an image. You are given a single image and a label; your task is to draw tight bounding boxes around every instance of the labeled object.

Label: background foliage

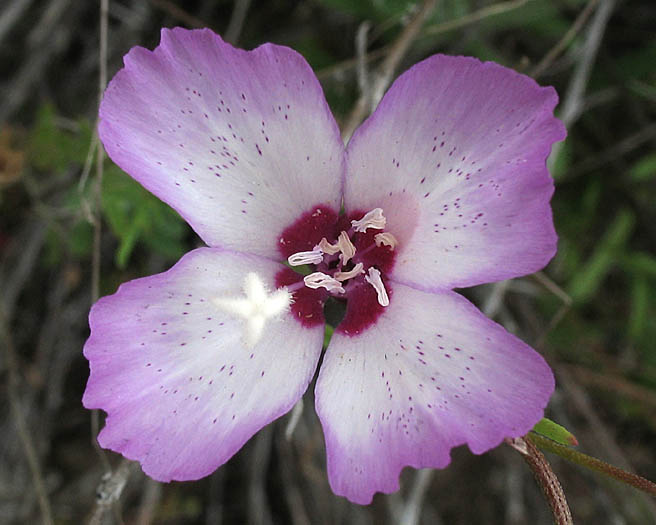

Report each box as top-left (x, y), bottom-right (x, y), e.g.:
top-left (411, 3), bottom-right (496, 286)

top-left (0, 0), bottom-right (655, 523)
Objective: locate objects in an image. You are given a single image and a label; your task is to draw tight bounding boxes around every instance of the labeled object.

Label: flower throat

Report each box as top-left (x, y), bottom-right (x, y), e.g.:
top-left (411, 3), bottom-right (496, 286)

top-left (276, 205), bottom-right (397, 336)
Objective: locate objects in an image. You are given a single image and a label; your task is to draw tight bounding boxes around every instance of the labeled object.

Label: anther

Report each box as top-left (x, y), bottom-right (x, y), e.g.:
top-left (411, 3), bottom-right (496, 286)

top-left (351, 208), bottom-right (386, 233)
top-left (364, 267), bottom-right (389, 307)
top-left (336, 231), bottom-right (356, 264)
top-left (374, 232), bottom-right (398, 250)
top-left (334, 262), bottom-right (364, 282)
top-left (287, 247), bottom-right (323, 266)
top-left (304, 272), bottom-right (345, 294)
top-left (318, 238), bottom-right (340, 255)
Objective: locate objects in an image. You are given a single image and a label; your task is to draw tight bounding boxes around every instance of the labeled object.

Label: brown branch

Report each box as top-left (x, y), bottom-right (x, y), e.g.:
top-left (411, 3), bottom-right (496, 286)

top-left (528, 433), bottom-right (656, 498)
top-left (507, 437), bottom-right (574, 525)
top-left (555, 367), bottom-right (656, 517)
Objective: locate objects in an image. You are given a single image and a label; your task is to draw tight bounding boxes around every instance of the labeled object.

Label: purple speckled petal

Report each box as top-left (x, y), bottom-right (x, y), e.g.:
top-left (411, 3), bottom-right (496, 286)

top-left (83, 248), bottom-right (323, 481)
top-left (99, 28), bottom-right (344, 257)
top-left (315, 283), bottom-right (553, 504)
top-left (345, 55), bottom-right (566, 290)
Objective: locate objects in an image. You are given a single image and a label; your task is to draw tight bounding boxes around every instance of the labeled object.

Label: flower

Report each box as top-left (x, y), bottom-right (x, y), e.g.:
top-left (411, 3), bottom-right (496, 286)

top-left (83, 27), bottom-right (565, 504)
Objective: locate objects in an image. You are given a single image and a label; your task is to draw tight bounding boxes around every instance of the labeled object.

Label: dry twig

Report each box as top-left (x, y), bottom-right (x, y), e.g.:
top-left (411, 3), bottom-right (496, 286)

top-left (90, 0), bottom-right (112, 477)
top-left (135, 478), bottom-right (163, 525)
top-left (0, 0), bottom-right (75, 123)
top-left (88, 458), bottom-right (135, 525)
top-left (566, 364), bottom-right (656, 411)
top-left (316, 0), bottom-right (528, 82)
top-left (0, 307), bottom-right (54, 525)
top-left (341, 0), bottom-right (438, 142)
top-left (0, 0), bottom-right (36, 44)
top-left (248, 427), bottom-right (274, 525)
top-left (423, 0), bottom-right (526, 37)
top-left (225, 0), bottom-right (252, 45)
top-left (399, 469), bottom-right (438, 525)
top-left (147, 0), bottom-right (206, 28)
top-left (530, 0), bottom-right (600, 78)
top-left (550, 0), bottom-right (616, 170)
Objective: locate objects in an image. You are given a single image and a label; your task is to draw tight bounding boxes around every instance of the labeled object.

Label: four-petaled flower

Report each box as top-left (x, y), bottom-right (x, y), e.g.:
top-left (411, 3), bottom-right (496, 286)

top-left (83, 27), bottom-right (565, 504)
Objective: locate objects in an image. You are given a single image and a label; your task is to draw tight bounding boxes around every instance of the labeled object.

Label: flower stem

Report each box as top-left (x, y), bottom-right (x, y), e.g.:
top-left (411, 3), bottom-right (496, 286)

top-left (507, 437), bottom-right (574, 525)
top-left (528, 432), bottom-right (656, 496)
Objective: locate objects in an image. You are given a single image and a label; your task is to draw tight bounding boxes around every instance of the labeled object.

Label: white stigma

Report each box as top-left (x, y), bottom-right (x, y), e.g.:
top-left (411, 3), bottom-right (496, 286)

top-left (351, 208), bottom-right (386, 233)
top-left (304, 272), bottom-right (345, 294)
top-left (287, 246), bottom-right (323, 266)
top-left (212, 272), bottom-right (292, 348)
top-left (364, 267), bottom-right (389, 307)
top-left (374, 232), bottom-right (398, 250)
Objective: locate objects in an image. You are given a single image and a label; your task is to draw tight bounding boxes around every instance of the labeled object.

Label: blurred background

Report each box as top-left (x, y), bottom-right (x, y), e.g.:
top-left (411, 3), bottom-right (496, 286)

top-left (1, 0), bottom-right (655, 523)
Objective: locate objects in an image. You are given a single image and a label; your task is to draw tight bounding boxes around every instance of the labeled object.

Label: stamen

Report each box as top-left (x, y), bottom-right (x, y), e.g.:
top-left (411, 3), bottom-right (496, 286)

top-left (364, 267), bottom-right (389, 307)
top-left (336, 231), bottom-right (356, 264)
top-left (304, 272), bottom-right (345, 294)
top-left (351, 208), bottom-right (386, 233)
top-left (287, 246), bottom-right (323, 266)
top-left (318, 237), bottom-right (340, 255)
top-left (334, 262), bottom-right (364, 282)
top-left (374, 232), bottom-right (398, 250)
top-left (212, 273), bottom-right (292, 347)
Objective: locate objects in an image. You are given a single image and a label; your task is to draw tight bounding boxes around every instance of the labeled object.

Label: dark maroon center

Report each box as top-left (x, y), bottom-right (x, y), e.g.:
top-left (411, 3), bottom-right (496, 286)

top-left (275, 204), bottom-right (396, 336)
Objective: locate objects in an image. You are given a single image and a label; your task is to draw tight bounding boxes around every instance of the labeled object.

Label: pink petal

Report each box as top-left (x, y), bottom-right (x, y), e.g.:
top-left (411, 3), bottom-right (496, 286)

top-left (99, 28), bottom-right (344, 256)
top-left (83, 248), bottom-right (323, 481)
top-left (345, 55), bottom-right (566, 290)
top-left (315, 283), bottom-right (553, 504)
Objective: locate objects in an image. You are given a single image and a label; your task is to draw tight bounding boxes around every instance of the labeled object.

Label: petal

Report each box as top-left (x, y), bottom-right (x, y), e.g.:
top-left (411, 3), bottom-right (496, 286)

top-left (345, 55), bottom-right (565, 290)
top-left (83, 248), bottom-right (323, 481)
top-left (315, 283), bottom-right (553, 504)
top-left (99, 28), bottom-right (344, 257)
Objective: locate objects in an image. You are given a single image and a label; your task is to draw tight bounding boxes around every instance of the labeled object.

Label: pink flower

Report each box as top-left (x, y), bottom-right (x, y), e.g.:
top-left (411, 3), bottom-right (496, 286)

top-left (83, 28), bottom-right (565, 504)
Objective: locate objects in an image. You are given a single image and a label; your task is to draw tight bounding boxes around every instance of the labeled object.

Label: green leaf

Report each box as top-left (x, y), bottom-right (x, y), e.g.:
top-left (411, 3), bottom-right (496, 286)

top-left (568, 209), bottom-right (635, 303)
top-left (613, 42), bottom-right (656, 81)
top-left (102, 165), bottom-right (187, 268)
top-left (465, 1), bottom-right (567, 39)
top-left (628, 275), bottom-right (649, 342)
top-left (628, 153), bottom-right (656, 182)
top-left (621, 252), bottom-right (656, 279)
top-left (317, 0), bottom-right (416, 19)
top-left (532, 417), bottom-right (578, 446)
top-left (29, 104), bottom-right (92, 173)
top-left (551, 136), bottom-right (572, 181)
top-left (69, 220), bottom-right (94, 258)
